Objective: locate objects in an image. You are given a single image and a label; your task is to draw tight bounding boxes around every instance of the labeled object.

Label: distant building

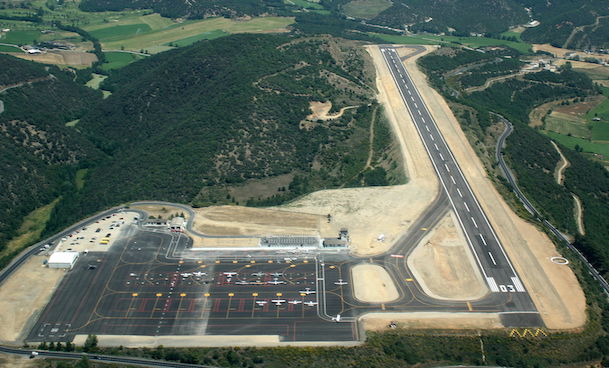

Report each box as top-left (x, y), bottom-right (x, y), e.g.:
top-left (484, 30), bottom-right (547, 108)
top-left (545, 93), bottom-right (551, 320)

top-left (48, 251), bottom-right (79, 269)
top-left (170, 217), bottom-right (185, 232)
top-left (260, 236), bottom-right (321, 248)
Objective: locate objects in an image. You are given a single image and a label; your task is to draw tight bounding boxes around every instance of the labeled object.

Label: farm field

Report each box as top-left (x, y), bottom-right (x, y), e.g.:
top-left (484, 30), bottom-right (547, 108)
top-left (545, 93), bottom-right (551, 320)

top-left (341, 0), bottom-right (392, 19)
top-left (545, 131), bottom-right (609, 158)
top-left (166, 30), bottom-right (229, 47)
top-left (285, 0), bottom-right (325, 10)
top-left (101, 51), bottom-right (146, 70)
top-left (545, 113), bottom-right (591, 139)
top-left (370, 32), bottom-right (532, 54)
top-left (0, 44), bottom-right (22, 52)
top-left (587, 87), bottom-right (609, 122)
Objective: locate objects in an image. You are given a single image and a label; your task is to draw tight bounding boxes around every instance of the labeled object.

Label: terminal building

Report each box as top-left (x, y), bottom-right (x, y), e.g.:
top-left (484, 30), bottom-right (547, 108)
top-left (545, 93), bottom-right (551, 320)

top-left (260, 229), bottom-right (350, 249)
top-left (48, 251), bottom-right (79, 269)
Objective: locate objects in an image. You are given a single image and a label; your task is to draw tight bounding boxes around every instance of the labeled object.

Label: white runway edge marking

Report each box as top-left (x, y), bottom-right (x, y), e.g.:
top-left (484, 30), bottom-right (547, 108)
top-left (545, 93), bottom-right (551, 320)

top-left (463, 202), bottom-right (470, 212)
top-left (488, 252), bottom-right (497, 265)
top-left (511, 277), bottom-right (525, 292)
top-left (471, 216), bottom-right (478, 228)
top-left (444, 163), bottom-right (450, 172)
top-left (457, 188), bottom-right (463, 197)
top-left (479, 234), bottom-right (487, 245)
top-left (450, 175), bottom-right (456, 184)
top-left (486, 277), bottom-right (499, 292)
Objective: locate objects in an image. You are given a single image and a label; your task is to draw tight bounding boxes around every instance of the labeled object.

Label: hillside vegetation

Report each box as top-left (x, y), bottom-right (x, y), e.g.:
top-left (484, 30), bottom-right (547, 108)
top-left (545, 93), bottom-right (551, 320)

top-left (0, 54), bottom-right (103, 264)
top-left (46, 34), bottom-right (401, 232)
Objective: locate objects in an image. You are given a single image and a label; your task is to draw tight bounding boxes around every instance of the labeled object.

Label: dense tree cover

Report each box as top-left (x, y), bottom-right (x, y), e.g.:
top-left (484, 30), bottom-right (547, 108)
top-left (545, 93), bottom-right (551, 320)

top-left (419, 45), bottom-right (609, 279)
top-left (0, 55), bottom-right (103, 262)
top-left (458, 57), bottom-right (523, 89)
top-left (519, 0), bottom-right (609, 49)
top-left (45, 34), bottom-right (397, 234)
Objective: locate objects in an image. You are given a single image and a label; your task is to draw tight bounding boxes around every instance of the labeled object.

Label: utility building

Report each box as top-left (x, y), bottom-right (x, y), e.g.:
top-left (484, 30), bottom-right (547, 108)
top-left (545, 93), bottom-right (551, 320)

top-left (48, 251), bottom-right (79, 269)
top-left (169, 217), bottom-right (185, 232)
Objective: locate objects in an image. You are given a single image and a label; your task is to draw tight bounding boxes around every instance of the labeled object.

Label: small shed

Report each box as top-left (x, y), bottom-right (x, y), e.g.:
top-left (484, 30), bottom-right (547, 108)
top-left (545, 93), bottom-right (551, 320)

top-left (48, 251), bottom-right (79, 269)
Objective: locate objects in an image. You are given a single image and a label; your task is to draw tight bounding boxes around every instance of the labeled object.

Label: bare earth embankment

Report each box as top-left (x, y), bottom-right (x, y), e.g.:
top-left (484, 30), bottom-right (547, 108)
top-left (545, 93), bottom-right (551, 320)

top-left (352, 263), bottom-right (399, 303)
top-left (401, 45), bottom-right (585, 330)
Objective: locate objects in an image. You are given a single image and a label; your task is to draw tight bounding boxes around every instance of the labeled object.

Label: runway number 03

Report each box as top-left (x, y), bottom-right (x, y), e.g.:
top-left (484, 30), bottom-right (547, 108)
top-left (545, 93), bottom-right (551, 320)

top-left (499, 284), bottom-right (516, 292)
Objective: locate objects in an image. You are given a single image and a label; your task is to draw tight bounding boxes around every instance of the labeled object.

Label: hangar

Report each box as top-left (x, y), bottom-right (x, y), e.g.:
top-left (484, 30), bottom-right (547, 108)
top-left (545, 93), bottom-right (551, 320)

top-left (48, 251), bottom-right (79, 269)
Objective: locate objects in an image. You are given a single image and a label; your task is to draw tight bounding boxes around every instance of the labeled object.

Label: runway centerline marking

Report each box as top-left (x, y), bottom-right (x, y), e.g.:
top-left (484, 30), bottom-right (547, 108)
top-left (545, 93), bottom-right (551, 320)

top-left (457, 188), bottom-right (463, 197)
top-left (464, 202), bottom-right (470, 212)
top-left (488, 252), bottom-right (497, 265)
top-left (479, 234), bottom-right (487, 246)
top-left (471, 217), bottom-right (478, 228)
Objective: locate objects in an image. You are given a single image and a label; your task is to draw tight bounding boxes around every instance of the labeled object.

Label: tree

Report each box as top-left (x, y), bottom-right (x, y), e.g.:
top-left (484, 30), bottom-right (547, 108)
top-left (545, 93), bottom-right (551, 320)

top-left (83, 334), bottom-right (98, 352)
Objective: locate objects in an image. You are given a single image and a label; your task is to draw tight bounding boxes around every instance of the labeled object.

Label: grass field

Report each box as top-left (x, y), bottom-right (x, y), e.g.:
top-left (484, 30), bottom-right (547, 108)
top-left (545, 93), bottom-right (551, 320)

top-left (75, 169), bottom-right (88, 190)
top-left (85, 73), bottom-right (108, 90)
top-left (166, 30), bottom-right (229, 47)
top-left (0, 30), bottom-right (40, 45)
top-left (342, 0), bottom-right (392, 19)
top-left (0, 44), bottom-right (23, 52)
top-left (545, 113), bottom-right (591, 138)
top-left (101, 16), bottom-right (294, 53)
top-left (89, 23), bottom-right (152, 42)
top-left (101, 51), bottom-right (145, 70)
top-left (592, 122), bottom-right (609, 141)
top-left (370, 32), bottom-right (532, 54)
top-left (0, 198), bottom-right (59, 259)
top-left (285, 0), bottom-right (325, 10)
top-left (587, 87), bottom-right (609, 122)
top-left (545, 131), bottom-right (609, 158)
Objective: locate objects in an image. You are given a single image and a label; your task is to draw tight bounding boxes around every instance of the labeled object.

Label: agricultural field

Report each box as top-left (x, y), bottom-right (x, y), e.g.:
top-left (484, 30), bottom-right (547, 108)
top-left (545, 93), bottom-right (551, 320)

top-left (545, 131), bottom-right (609, 158)
top-left (370, 32), bottom-right (532, 54)
top-left (166, 30), bottom-right (229, 47)
top-left (545, 112), bottom-right (591, 139)
top-left (341, 0), bottom-right (392, 19)
top-left (101, 51), bottom-right (146, 70)
top-left (587, 87), bottom-right (609, 123)
top-left (0, 44), bottom-right (22, 52)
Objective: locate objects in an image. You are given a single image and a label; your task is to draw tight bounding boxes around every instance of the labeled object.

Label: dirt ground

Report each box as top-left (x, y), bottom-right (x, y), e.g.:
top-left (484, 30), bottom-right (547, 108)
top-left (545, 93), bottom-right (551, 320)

top-left (131, 204), bottom-right (190, 221)
top-left (306, 101), bottom-right (359, 121)
top-left (352, 263), bottom-right (399, 303)
top-left (0, 256), bottom-right (65, 344)
top-left (572, 194), bottom-right (586, 235)
top-left (7, 50), bottom-right (97, 67)
top-left (533, 44), bottom-right (609, 61)
top-left (408, 212), bottom-right (488, 301)
top-left (401, 45), bottom-right (586, 330)
top-left (551, 141), bottom-right (570, 186)
top-left (360, 312), bottom-right (502, 331)
top-left (0, 353), bottom-right (37, 368)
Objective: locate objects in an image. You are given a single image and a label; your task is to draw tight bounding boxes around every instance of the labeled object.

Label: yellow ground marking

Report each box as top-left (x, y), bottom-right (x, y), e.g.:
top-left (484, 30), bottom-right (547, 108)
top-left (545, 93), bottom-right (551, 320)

top-left (204, 293), bottom-right (210, 297)
top-left (405, 278), bottom-right (414, 282)
top-left (276, 292), bottom-right (282, 296)
top-left (381, 304), bottom-right (386, 310)
top-left (252, 293), bottom-right (258, 297)
top-left (180, 293), bottom-right (187, 297)
top-left (228, 293), bottom-right (234, 297)
top-left (132, 293), bottom-right (138, 297)
top-left (245, 264), bottom-right (251, 268)
top-left (329, 265), bottom-right (336, 269)
top-left (268, 260), bottom-right (273, 263)
top-left (156, 293), bottom-right (162, 297)
top-left (421, 227), bottom-right (428, 231)
top-left (197, 260), bottom-right (203, 264)
top-left (300, 293), bottom-right (306, 296)
top-left (179, 260), bottom-right (184, 264)
top-left (215, 260), bottom-right (221, 264)
top-left (289, 264), bottom-right (296, 268)
top-left (199, 265), bottom-right (206, 268)
top-left (303, 260), bottom-right (309, 263)
top-left (466, 302), bottom-right (473, 311)
top-left (250, 260), bottom-right (256, 263)
top-left (232, 260), bottom-right (238, 264)
top-left (509, 328), bottom-right (548, 338)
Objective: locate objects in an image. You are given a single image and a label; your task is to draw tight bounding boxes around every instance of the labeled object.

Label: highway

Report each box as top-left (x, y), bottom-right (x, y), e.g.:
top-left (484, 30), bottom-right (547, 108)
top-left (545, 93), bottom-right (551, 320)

top-left (379, 46), bottom-right (533, 309)
top-left (495, 117), bottom-right (609, 296)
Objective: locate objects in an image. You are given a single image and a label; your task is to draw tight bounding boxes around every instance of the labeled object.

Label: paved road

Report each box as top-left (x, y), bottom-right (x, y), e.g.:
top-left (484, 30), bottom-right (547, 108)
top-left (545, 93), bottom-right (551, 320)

top-left (495, 117), bottom-right (609, 296)
top-left (379, 46), bottom-right (534, 310)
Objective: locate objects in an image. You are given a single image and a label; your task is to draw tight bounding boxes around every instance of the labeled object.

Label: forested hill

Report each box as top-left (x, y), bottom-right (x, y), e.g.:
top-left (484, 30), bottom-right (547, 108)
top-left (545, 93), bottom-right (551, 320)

top-left (79, 0), bottom-right (285, 18)
top-left (0, 55), bottom-right (103, 261)
top-left (47, 33), bottom-right (399, 231)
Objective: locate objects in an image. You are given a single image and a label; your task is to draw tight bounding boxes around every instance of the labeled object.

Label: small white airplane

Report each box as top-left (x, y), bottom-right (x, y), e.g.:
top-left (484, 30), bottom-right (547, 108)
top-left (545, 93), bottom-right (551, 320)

top-left (192, 271), bottom-right (207, 277)
top-left (255, 301), bottom-right (268, 306)
top-left (332, 314), bottom-right (341, 322)
top-left (334, 279), bottom-right (348, 286)
top-left (251, 272), bottom-right (265, 277)
top-left (267, 280), bottom-right (286, 285)
top-left (288, 300), bottom-right (302, 305)
top-left (180, 273), bottom-right (192, 278)
top-left (270, 272), bottom-right (283, 278)
top-left (129, 273), bottom-right (137, 277)
top-left (299, 288), bottom-right (316, 295)
top-left (304, 301), bottom-right (318, 307)
top-left (223, 272), bottom-right (238, 276)
top-left (271, 299), bottom-right (286, 306)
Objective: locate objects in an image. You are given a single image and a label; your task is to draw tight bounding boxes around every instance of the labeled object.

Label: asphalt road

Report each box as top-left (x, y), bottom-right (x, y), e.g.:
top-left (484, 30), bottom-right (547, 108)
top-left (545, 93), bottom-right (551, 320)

top-left (379, 46), bottom-right (535, 310)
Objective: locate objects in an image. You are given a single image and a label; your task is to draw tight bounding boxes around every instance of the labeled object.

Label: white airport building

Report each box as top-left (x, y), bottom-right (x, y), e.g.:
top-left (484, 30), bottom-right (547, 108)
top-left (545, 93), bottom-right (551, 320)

top-left (48, 251), bottom-right (79, 269)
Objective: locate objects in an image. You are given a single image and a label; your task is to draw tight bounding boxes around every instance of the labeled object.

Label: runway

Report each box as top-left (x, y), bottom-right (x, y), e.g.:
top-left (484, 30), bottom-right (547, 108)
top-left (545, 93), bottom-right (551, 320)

top-left (379, 46), bottom-right (536, 312)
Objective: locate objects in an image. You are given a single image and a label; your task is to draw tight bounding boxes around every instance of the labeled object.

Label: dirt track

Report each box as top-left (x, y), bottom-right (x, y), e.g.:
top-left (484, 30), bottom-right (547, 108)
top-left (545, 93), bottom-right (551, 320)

top-left (399, 45), bottom-right (586, 330)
